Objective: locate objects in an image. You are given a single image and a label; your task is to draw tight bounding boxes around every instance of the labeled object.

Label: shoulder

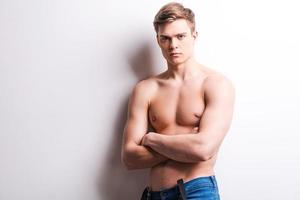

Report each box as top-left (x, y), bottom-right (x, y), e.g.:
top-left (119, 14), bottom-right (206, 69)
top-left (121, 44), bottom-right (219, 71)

top-left (133, 77), bottom-right (158, 94)
top-left (130, 77), bottom-right (158, 104)
top-left (204, 72), bottom-right (234, 90)
top-left (202, 70), bottom-right (235, 100)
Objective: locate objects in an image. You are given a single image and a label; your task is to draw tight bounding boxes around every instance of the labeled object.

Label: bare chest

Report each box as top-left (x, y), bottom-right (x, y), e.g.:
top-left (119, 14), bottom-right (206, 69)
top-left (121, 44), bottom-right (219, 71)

top-left (148, 81), bottom-right (205, 132)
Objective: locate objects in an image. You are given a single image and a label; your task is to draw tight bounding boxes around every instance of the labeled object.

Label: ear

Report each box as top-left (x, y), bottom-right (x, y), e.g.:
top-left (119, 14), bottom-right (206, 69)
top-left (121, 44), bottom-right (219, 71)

top-left (192, 31), bottom-right (198, 39)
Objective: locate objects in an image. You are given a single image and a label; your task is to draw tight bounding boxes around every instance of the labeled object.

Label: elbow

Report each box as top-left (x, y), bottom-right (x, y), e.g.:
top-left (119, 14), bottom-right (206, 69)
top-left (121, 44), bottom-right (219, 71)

top-left (122, 157), bottom-right (136, 170)
top-left (197, 154), bottom-right (213, 162)
top-left (121, 148), bottom-right (138, 170)
top-left (194, 146), bottom-right (215, 162)
top-left (123, 161), bottom-right (135, 171)
top-left (121, 151), bottom-right (133, 170)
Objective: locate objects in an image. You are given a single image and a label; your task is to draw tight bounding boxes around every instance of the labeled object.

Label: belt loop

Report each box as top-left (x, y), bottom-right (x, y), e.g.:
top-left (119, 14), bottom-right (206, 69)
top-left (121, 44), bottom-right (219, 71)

top-left (210, 176), bottom-right (216, 187)
top-left (146, 187), bottom-right (151, 200)
top-left (177, 179), bottom-right (187, 200)
top-left (141, 186), bottom-right (151, 200)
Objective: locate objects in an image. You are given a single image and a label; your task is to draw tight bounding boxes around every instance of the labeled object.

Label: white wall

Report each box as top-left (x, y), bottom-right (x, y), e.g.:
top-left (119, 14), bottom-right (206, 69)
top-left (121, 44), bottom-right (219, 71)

top-left (1, 0), bottom-right (299, 199)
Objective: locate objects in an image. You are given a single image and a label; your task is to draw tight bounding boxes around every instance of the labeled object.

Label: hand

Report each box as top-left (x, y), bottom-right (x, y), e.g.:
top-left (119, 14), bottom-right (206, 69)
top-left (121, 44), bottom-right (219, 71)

top-left (192, 126), bottom-right (199, 133)
top-left (141, 132), bottom-right (155, 146)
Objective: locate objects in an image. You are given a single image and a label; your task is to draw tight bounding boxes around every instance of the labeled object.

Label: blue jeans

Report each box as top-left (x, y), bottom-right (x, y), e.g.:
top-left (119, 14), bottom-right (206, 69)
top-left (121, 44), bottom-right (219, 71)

top-left (142, 176), bottom-right (220, 200)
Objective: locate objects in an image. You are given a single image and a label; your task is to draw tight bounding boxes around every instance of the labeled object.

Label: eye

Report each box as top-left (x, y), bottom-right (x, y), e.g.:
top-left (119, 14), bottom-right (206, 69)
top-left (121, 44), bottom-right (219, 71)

top-left (160, 37), bottom-right (168, 42)
top-left (177, 35), bottom-right (185, 40)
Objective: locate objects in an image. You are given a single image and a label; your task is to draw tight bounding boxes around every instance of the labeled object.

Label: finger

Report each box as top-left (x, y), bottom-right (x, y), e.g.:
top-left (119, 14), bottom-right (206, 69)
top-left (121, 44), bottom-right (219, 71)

top-left (193, 127), bottom-right (199, 133)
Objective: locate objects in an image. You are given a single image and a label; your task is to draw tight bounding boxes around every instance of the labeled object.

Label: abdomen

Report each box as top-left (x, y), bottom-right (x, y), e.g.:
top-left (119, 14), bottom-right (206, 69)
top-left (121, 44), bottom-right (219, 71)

top-left (149, 155), bottom-right (217, 190)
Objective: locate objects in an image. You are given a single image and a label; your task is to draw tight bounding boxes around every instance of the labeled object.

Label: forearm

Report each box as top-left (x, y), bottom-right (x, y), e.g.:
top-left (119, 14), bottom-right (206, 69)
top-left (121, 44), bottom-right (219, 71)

top-left (144, 133), bottom-right (213, 163)
top-left (122, 144), bottom-right (169, 170)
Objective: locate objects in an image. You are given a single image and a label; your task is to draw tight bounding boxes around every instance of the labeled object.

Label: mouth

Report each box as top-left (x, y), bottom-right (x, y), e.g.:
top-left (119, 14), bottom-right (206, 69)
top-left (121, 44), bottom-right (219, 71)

top-left (170, 53), bottom-right (182, 57)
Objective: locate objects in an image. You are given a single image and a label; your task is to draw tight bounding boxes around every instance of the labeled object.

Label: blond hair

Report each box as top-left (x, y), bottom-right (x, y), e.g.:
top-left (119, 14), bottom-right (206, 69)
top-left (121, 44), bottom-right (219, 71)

top-left (153, 2), bottom-right (195, 33)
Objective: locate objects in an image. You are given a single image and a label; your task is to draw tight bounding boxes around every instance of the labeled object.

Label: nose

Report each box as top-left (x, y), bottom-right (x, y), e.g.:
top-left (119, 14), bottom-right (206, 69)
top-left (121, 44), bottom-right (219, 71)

top-left (169, 38), bottom-right (178, 50)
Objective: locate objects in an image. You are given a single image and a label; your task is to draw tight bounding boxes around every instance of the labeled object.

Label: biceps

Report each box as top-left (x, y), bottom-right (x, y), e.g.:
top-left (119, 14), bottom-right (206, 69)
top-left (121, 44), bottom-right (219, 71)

top-left (198, 102), bottom-right (234, 140)
top-left (123, 115), bottom-right (148, 146)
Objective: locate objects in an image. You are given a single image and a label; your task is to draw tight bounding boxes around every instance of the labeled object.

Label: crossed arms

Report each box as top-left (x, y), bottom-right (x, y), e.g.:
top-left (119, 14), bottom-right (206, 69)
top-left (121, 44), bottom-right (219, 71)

top-left (121, 75), bottom-right (235, 170)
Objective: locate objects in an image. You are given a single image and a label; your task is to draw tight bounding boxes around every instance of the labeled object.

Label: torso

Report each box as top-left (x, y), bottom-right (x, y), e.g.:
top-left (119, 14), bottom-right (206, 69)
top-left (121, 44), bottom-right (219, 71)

top-left (146, 65), bottom-right (219, 191)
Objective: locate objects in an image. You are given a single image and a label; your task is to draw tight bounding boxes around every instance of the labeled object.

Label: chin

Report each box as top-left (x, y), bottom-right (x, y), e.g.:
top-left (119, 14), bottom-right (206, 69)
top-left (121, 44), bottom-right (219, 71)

top-left (168, 58), bottom-right (187, 65)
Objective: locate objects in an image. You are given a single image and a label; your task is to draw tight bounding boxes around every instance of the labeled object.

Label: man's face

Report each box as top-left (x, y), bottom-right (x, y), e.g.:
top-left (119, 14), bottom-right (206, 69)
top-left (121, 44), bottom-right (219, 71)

top-left (156, 19), bottom-right (197, 65)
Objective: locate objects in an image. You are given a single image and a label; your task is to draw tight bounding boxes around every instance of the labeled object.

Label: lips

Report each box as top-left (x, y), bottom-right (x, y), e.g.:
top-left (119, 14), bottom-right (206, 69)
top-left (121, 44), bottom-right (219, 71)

top-left (170, 53), bottom-right (181, 56)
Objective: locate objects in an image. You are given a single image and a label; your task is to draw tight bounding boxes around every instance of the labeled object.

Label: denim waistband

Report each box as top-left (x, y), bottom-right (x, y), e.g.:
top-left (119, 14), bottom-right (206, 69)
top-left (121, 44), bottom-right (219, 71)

top-left (149, 175), bottom-right (217, 199)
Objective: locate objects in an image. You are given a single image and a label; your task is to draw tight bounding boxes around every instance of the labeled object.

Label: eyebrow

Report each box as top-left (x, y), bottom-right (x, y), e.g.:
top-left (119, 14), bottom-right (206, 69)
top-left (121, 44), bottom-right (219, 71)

top-left (159, 32), bottom-right (188, 38)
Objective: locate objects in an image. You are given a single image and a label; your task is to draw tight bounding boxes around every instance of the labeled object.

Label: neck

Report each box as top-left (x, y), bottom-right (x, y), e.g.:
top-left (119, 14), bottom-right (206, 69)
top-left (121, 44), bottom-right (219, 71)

top-left (166, 57), bottom-right (200, 81)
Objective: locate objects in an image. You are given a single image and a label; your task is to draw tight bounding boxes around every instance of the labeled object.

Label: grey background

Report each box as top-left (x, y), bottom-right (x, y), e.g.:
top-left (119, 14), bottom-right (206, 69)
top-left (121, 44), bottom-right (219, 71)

top-left (1, 0), bottom-right (300, 199)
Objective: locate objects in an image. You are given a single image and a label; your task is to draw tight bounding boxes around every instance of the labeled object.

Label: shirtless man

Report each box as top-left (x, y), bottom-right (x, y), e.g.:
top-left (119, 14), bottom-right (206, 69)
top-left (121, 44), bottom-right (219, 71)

top-left (121, 2), bottom-right (235, 200)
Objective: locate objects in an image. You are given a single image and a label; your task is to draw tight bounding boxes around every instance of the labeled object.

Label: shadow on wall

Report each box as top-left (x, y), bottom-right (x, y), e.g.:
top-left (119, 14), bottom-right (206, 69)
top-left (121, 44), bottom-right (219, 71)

top-left (98, 42), bottom-right (158, 200)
